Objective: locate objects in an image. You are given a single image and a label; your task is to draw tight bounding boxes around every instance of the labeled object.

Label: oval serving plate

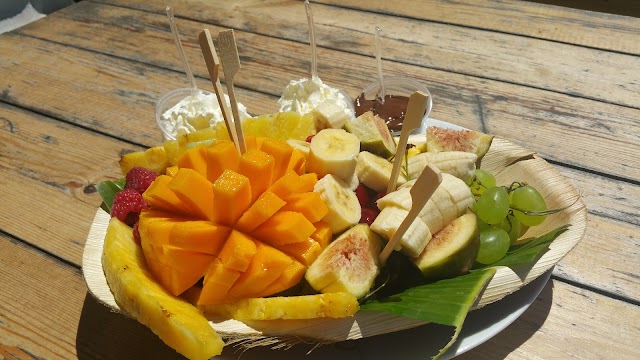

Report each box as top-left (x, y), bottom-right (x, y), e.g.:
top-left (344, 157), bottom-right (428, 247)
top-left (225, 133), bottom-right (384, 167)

top-left (82, 118), bottom-right (587, 350)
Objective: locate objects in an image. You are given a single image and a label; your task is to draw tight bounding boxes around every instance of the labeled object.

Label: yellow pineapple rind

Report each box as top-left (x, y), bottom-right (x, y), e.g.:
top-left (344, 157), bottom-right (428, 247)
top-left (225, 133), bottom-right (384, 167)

top-left (198, 292), bottom-right (359, 320)
top-left (102, 217), bottom-right (223, 360)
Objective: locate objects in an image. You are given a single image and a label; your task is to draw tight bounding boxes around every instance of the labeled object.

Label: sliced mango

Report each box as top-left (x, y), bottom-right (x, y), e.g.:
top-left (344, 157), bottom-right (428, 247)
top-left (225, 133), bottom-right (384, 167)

top-left (226, 243), bottom-right (294, 300)
top-left (170, 221), bottom-right (230, 255)
top-left (252, 211), bottom-right (316, 246)
top-left (205, 140), bottom-right (239, 182)
top-left (282, 192), bottom-right (329, 223)
top-left (238, 148), bottom-right (274, 203)
top-left (212, 170), bottom-right (251, 226)
top-left (235, 191), bottom-right (286, 233)
top-left (169, 168), bottom-right (214, 221)
top-left (218, 230), bottom-right (257, 272)
top-left (278, 238), bottom-right (322, 266)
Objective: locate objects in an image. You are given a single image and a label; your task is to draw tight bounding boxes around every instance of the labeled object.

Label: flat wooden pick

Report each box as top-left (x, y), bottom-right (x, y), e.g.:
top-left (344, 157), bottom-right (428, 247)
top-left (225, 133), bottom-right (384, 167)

top-left (379, 164), bottom-right (442, 265)
top-left (386, 91), bottom-right (430, 194)
top-left (217, 29), bottom-right (247, 154)
top-left (198, 29), bottom-right (240, 152)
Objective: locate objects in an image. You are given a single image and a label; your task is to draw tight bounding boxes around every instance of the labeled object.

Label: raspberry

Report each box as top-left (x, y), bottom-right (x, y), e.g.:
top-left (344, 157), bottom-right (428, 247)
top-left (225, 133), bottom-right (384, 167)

top-left (111, 189), bottom-right (149, 226)
top-left (360, 207), bottom-right (380, 226)
top-left (305, 135), bottom-right (315, 143)
top-left (125, 167), bottom-right (158, 194)
top-left (354, 184), bottom-right (372, 208)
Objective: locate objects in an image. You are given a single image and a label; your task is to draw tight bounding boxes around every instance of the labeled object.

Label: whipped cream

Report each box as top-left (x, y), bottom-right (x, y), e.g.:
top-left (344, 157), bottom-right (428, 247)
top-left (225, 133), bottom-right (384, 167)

top-left (278, 76), bottom-right (354, 118)
top-left (160, 90), bottom-right (250, 139)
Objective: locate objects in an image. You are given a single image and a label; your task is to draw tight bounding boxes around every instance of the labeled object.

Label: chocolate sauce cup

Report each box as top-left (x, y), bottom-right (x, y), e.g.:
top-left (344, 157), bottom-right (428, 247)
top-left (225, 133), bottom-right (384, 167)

top-left (359, 76), bottom-right (433, 135)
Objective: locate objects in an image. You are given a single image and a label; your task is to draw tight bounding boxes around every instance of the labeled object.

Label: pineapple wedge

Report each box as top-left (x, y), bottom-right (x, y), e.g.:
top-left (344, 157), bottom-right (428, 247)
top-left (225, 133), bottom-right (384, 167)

top-left (119, 146), bottom-right (169, 176)
top-left (102, 217), bottom-right (223, 360)
top-left (199, 293), bottom-right (359, 320)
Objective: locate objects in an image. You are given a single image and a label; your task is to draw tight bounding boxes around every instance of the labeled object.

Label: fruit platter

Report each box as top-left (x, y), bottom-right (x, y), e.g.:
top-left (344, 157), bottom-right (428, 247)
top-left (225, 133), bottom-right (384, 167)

top-left (81, 9), bottom-right (586, 360)
top-left (82, 111), bottom-right (586, 356)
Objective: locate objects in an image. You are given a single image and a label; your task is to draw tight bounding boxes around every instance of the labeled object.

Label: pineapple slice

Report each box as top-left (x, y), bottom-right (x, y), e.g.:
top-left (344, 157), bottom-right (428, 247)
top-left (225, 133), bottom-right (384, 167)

top-left (102, 217), bottom-right (224, 360)
top-left (198, 292), bottom-right (359, 320)
top-left (119, 146), bottom-right (169, 176)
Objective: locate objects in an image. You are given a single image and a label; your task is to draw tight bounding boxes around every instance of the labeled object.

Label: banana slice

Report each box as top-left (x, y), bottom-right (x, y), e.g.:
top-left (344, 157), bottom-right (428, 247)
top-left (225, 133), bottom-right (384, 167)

top-left (307, 129), bottom-right (360, 182)
top-left (356, 151), bottom-right (406, 192)
top-left (371, 206), bottom-right (432, 258)
top-left (419, 200), bottom-right (446, 235)
top-left (286, 139), bottom-right (310, 157)
top-left (305, 224), bottom-right (382, 299)
top-left (430, 186), bottom-right (459, 229)
top-left (312, 100), bottom-right (351, 129)
top-left (376, 186), bottom-right (412, 210)
top-left (377, 185), bottom-right (445, 236)
top-left (313, 174), bottom-right (361, 234)
top-left (408, 152), bottom-right (477, 182)
top-left (440, 173), bottom-right (475, 214)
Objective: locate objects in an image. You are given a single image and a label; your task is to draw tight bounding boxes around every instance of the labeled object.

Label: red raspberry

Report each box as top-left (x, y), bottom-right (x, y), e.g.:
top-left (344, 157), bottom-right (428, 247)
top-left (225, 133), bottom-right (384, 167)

top-left (111, 189), bottom-right (149, 226)
top-left (125, 167), bottom-right (158, 194)
top-left (354, 184), bottom-right (372, 208)
top-left (305, 135), bottom-right (315, 143)
top-left (360, 207), bottom-right (380, 226)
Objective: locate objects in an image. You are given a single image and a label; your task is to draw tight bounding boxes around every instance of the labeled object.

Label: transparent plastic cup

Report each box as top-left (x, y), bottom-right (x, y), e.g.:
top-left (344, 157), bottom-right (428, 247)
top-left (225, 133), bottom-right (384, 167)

top-left (359, 76), bottom-right (433, 135)
top-left (156, 88), bottom-right (223, 141)
top-left (155, 88), bottom-right (195, 141)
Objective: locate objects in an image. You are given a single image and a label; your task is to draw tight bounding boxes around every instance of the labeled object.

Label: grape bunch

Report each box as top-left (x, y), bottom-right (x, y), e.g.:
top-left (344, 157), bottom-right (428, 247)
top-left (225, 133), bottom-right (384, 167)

top-left (467, 169), bottom-right (548, 265)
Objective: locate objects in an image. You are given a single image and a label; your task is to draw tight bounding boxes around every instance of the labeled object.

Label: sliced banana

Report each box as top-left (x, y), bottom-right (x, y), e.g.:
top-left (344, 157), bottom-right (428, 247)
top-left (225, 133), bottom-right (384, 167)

top-left (440, 173), bottom-right (475, 214)
top-left (430, 186), bottom-right (459, 230)
top-left (419, 200), bottom-right (446, 235)
top-left (355, 151), bottom-right (406, 192)
top-left (408, 152), bottom-right (477, 183)
top-left (370, 206), bottom-right (432, 258)
top-left (313, 174), bottom-right (361, 234)
top-left (312, 100), bottom-right (351, 130)
top-left (286, 139), bottom-right (310, 157)
top-left (307, 129), bottom-right (360, 182)
top-left (376, 186), bottom-right (412, 211)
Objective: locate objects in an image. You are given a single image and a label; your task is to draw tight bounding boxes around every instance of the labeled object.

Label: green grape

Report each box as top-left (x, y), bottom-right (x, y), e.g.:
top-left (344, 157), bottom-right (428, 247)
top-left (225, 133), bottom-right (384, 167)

top-left (478, 219), bottom-right (492, 232)
top-left (509, 185), bottom-right (547, 226)
top-left (473, 186), bottom-right (509, 224)
top-left (498, 214), bottom-right (521, 244)
top-left (469, 169), bottom-right (497, 197)
top-left (476, 228), bottom-right (511, 264)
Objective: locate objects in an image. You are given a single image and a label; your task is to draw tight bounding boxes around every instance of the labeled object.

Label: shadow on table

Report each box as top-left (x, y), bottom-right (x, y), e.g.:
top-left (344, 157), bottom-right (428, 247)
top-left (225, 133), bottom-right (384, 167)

top-left (455, 280), bottom-right (555, 359)
top-left (76, 293), bottom-right (180, 359)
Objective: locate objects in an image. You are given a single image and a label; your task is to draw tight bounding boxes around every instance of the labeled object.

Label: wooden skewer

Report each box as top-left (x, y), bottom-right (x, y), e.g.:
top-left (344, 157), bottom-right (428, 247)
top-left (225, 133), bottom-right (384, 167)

top-left (217, 29), bottom-right (247, 154)
top-left (197, 29), bottom-right (240, 152)
top-left (386, 91), bottom-right (430, 194)
top-left (379, 163), bottom-right (442, 265)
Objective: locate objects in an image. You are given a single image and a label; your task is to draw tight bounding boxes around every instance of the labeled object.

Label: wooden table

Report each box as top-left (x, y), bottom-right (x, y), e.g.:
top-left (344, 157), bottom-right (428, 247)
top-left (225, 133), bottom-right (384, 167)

top-left (0, 0), bottom-right (638, 359)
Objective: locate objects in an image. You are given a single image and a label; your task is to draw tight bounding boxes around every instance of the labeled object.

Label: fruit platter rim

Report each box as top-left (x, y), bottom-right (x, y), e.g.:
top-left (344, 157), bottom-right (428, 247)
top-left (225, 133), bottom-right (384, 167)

top-left (81, 119), bottom-right (587, 346)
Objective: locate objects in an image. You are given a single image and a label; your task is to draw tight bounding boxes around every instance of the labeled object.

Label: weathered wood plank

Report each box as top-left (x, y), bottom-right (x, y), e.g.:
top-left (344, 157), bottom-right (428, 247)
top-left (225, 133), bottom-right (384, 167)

top-left (0, 234), bottom-right (182, 359)
top-left (1, 234), bottom-right (638, 359)
top-left (315, 0), bottom-right (640, 55)
top-left (15, 2), bottom-right (640, 181)
top-left (93, 0), bottom-right (640, 109)
top-left (0, 33), bottom-right (278, 148)
top-left (0, 102), bottom-right (139, 265)
top-left (555, 216), bottom-right (639, 301)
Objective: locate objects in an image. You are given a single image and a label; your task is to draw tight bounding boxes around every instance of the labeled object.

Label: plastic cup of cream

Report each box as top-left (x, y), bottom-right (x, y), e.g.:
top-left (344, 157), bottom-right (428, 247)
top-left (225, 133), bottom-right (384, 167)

top-left (355, 76), bottom-right (433, 135)
top-left (155, 88), bottom-right (199, 141)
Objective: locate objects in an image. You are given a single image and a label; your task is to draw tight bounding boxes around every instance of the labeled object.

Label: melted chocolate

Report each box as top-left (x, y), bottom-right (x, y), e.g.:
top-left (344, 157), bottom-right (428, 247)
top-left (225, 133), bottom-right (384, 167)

top-left (354, 92), bottom-right (410, 133)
